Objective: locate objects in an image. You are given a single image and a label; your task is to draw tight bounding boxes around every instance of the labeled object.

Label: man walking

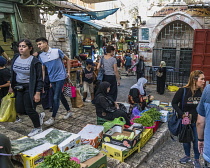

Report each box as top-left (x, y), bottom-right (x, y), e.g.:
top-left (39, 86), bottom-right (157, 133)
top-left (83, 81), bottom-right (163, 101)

top-left (36, 37), bottom-right (70, 126)
top-left (196, 84), bottom-right (210, 168)
top-left (130, 55), bottom-right (145, 81)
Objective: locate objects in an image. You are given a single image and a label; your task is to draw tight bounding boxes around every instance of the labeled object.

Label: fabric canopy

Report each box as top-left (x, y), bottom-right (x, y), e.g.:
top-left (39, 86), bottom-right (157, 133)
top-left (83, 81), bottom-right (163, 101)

top-left (64, 8), bottom-right (119, 21)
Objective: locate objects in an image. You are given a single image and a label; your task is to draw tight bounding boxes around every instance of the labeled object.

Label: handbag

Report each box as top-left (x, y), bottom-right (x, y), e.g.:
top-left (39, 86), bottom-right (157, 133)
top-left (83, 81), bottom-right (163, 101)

top-left (178, 124), bottom-right (194, 143)
top-left (156, 69), bottom-right (163, 77)
top-left (70, 89), bottom-right (84, 108)
top-left (63, 79), bottom-right (76, 98)
top-left (97, 56), bottom-right (105, 81)
top-left (168, 88), bottom-right (186, 136)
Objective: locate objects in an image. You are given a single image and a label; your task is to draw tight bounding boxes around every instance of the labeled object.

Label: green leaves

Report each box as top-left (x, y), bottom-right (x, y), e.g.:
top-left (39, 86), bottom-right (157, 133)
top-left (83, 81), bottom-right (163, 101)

top-left (37, 151), bottom-right (80, 168)
top-left (133, 115), bottom-right (154, 127)
top-left (143, 108), bottom-right (162, 121)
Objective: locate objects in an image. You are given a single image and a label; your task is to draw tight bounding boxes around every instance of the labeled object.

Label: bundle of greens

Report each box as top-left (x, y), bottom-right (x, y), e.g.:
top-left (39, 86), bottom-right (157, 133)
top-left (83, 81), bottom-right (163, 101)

top-left (133, 115), bottom-right (154, 127)
top-left (143, 108), bottom-right (162, 121)
top-left (38, 129), bottom-right (72, 145)
top-left (66, 145), bottom-right (100, 163)
top-left (37, 151), bottom-right (80, 168)
top-left (11, 138), bottom-right (44, 155)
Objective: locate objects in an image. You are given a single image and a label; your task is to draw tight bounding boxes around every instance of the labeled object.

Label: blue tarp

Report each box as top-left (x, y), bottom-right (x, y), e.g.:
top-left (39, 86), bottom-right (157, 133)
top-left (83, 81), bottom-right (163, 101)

top-left (64, 8), bottom-right (119, 21)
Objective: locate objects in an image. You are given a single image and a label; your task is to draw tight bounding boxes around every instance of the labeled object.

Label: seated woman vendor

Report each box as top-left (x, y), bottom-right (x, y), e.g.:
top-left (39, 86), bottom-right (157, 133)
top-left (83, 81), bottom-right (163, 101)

top-left (94, 81), bottom-right (131, 125)
top-left (0, 133), bottom-right (14, 168)
top-left (128, 77), bottom-right (154, 111)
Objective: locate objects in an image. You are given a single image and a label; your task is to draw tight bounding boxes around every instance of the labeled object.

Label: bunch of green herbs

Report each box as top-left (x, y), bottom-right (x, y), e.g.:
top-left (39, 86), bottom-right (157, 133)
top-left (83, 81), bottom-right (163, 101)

top-left (133, 115), bottom-right (154, 127)
top-left (143, 108), bottom-right (161, 121)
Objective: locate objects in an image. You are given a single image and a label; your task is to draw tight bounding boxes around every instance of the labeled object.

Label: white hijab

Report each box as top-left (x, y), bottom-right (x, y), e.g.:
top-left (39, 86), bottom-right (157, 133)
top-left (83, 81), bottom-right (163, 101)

top-left (130, 77), bottom-right (148, 95)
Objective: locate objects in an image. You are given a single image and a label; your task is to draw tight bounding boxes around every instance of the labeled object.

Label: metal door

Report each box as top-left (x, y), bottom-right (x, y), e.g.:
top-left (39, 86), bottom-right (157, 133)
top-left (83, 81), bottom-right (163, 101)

top-left (192, 29), bottom-right (210, 83)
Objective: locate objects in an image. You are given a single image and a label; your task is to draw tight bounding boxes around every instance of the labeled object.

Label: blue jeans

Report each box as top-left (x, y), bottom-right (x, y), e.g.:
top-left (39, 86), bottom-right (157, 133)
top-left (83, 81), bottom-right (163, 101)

top-left (51, 80), bottom-right (65, 118)
top-left (183, 123), bottom-right (200, 159)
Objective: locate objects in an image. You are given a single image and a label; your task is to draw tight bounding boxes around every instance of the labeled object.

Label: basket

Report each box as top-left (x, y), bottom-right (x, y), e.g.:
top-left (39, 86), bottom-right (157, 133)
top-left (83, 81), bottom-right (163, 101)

top-left (97, 116), bottom-right (108, 125)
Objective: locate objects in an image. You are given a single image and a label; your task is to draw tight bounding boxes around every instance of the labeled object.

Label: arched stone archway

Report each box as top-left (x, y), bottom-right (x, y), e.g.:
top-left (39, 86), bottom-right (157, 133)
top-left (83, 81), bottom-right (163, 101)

top-left (150, 12), bottom-right (202, 48)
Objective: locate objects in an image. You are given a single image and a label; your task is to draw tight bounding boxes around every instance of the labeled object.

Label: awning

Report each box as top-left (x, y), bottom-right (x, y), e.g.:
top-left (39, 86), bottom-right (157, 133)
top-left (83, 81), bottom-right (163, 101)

top-left (64, 14), bottom-right (122, 31)
top-left (80, 0), bottom-right (116, 3)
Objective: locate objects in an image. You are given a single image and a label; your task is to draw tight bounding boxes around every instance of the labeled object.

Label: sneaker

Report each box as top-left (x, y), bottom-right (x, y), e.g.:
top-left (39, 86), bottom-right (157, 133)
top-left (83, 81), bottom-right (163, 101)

top-left (28, 128), bottom-right (42, 137)
top-left (44, 117), bottom-right (55, 126)
top-left (39, 112), bottom-right (45, 125)
top-left (193, 160), bottom-right (201, 168)
top-left (15, 116), bottom-right (22, 123)
top-left (180, 156), bottom-right (191, 164)
top-left (63, 112), bottom-right (73, 119)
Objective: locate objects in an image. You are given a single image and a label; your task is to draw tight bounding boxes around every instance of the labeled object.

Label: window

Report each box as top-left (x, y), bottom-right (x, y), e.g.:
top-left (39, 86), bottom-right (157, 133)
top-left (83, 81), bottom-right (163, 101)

top-left (141, 28), bottom-right (149, 40)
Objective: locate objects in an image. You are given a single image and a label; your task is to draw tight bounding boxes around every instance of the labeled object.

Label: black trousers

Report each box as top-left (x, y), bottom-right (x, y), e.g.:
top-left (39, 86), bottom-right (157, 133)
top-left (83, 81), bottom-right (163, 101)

top-left (157, 77), bottom-right (166, 94)
top-left (103, 75), bottom-right (118, 101)
top-left (137, 72), bottom-right (144, 81)
top-left (103, 110), bottom-right (131, 125)
top-left (15, 89), bottom-right (40, 128)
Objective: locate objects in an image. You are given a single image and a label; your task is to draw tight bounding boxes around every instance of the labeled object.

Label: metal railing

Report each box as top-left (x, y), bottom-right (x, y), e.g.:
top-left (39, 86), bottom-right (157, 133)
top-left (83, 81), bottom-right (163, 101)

top-left (145, 66), bottom-right (189, 87)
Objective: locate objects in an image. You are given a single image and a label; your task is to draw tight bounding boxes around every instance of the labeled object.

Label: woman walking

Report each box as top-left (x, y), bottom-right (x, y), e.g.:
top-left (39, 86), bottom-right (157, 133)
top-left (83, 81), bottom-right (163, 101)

top-left (172, 70), bottom-right (205, 168)
top-left (10, 39), bottom-right (44, 137)
top-left (97, 46), bottom-right (120, 101)
top-left (156, 61), bottom-right (167, 95)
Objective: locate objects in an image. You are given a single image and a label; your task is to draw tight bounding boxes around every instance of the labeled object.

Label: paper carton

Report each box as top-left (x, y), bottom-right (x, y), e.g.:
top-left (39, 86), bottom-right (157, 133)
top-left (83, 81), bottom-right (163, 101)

top-left (32, 128), bottom-right (81, 152)
top-left (78, 124), bottom-right (104, 148)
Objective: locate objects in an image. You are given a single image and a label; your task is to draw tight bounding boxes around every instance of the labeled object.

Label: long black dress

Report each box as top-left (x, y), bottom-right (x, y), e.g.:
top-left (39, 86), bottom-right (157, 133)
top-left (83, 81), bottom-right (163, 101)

top-left (157, 67), bottom-right (166, 95)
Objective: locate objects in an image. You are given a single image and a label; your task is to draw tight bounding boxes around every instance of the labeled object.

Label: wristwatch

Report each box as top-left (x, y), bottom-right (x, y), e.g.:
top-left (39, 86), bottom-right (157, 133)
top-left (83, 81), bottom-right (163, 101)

top-left (198, 138), bottom-right (204, 141)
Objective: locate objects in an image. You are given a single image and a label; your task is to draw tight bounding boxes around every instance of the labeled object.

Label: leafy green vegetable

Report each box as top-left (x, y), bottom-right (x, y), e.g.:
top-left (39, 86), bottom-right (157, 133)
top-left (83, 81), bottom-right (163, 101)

top-left (143, 108), bottom-right (161, 121)
top-left (133, 115), bottom-right (154, 127)
top-left (37, 151), bottom-right (80, 168)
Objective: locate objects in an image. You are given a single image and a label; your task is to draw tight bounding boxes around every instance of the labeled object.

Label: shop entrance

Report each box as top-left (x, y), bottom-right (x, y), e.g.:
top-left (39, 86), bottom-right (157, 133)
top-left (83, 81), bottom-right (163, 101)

top-left (153, 20), bottom-right (194, 83)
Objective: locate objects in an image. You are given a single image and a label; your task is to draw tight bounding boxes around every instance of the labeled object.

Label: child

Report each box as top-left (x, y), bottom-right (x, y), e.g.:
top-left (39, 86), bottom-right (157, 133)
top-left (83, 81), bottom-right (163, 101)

top-left (0, 56), bottom-right (11, 103)
top-left (80, 59), bottom-right (96, 102)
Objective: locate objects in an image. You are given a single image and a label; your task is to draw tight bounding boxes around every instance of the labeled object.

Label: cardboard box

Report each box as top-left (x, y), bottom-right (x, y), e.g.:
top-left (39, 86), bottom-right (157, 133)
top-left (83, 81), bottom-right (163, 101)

top-left (32, 128), bottom-right (81, 152)
top-left (80, 152), bottom-right (107, 168)
top-left (160, 110), bottom-right (169, 122)
top-left (103, 125), bottom-right (143, 149)
top-left (101, 141), bottom-right (140, 162)
top-left (78, 124), bottom-right (104, 148)
top-left (12, 142), bottom-right (57, 168)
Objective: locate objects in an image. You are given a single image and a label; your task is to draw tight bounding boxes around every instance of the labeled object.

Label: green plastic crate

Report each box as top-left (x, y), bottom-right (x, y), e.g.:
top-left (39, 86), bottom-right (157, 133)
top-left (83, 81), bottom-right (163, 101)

top-left (97, 116), bottom-right (108, 125)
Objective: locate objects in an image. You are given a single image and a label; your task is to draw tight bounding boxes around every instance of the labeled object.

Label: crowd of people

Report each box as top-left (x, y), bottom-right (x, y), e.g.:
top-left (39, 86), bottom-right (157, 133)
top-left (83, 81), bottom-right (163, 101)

top-left (0, 41), bottom-right (210, 168)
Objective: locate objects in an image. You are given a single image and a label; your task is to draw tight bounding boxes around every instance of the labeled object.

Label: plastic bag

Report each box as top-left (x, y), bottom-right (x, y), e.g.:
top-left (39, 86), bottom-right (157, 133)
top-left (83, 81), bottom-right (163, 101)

top-left (178, 124), bottom-right (194, 143)
top-left (66, 145), bottom-right (100, 163)
top-left (168, 85), bottom-right (179, 92)
top-left (103, 117), bottom-right (126, 132)
top-left (0, 93), bottom-right (16, 122)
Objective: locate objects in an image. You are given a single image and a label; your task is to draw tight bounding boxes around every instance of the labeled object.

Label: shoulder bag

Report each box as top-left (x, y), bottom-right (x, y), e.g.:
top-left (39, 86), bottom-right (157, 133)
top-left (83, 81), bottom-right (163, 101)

top-left (97, 56), bottom-right (105, 81)
top-left (156, 68), bottom-right (163, 77)
top-left (168, 88), bottom-right (186, 136)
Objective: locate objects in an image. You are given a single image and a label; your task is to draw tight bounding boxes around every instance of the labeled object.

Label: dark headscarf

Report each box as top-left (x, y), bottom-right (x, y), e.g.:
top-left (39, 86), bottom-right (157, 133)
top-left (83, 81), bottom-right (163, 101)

top-left (95, 81), bottom-right (111, 97)
top-left (0, 134), bottom-right (14, 168)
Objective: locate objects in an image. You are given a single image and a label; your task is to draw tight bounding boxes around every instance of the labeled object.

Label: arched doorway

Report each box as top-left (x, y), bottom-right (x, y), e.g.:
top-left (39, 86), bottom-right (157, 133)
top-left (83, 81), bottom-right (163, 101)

top-left (153, 20), bottom-right (194, 79)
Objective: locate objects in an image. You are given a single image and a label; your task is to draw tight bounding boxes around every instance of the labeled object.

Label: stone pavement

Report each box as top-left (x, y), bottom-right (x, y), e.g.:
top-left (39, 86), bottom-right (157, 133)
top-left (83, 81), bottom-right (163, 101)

top-left (0, 74), bottom-right (185, 168)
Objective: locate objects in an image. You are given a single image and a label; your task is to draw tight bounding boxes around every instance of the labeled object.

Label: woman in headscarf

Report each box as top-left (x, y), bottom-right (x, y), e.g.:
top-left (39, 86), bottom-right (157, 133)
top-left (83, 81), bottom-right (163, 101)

top-left (94, 81), bottom-right (131, 125)
top-left (128, 77), bottom-right (153, 111)
top-left (0, 134), bottom-right (14, 168)
top-left (156, 61), bottom-right (167, 95)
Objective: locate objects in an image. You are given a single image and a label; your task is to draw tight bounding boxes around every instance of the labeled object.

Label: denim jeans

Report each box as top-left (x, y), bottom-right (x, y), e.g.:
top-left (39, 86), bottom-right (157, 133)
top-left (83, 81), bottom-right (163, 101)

top-left (60, 92), bottom-right (70, 112)
top-left (183, 123), bottom-right (200, 159)
top-left (51, 80), bottom-right (65, 118)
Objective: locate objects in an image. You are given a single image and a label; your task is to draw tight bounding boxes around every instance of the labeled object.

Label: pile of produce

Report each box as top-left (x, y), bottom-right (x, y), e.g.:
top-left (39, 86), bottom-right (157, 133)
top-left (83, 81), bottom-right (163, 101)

top-left (41, 129), bottom-right (72, 145)
top-left (111, 132), bottom-right (135, 141)
top-left (66, 145), bottom-right (100, 163)
top-left (133, 115), bottom-right (154, 127)
top-left (37, 151), bottom-right (80, 168)
top-left (11, 138), bottom-right (44, 155)
top-left (143, 108), bottom-right (162, 121)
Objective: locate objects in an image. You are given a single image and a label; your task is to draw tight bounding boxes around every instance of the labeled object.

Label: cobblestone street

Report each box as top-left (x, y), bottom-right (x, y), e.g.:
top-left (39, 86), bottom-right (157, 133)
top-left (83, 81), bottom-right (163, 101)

top-left (1, 74), bottom-right (201, 168)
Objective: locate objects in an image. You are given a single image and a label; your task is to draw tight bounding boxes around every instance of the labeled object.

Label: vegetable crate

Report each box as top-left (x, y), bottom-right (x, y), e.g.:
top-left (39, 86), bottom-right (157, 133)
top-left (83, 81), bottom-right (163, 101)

top-left (12, 143), bottom-right (57, 168)
top-left (103, 125), bottom-right (143, 149)
top-left (153, 121), bottom-right (160, 133)
top-left (78, 124), bottom-right (104, 148)
top-left (101, 141), bottom-right (140, 162)
top-left (140, 128), bottom-right (153, 148)
top-left (97, 116), bottom-right (109, 125)
top-left (32, 128), bottom-right (81, 152)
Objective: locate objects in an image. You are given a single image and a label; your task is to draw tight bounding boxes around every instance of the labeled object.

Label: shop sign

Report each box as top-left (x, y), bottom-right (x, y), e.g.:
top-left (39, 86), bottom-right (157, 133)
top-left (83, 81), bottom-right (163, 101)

top-left (139, 43), bottom-right (152, 52)
top-left (52, 26), bottom-right (67, 41)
